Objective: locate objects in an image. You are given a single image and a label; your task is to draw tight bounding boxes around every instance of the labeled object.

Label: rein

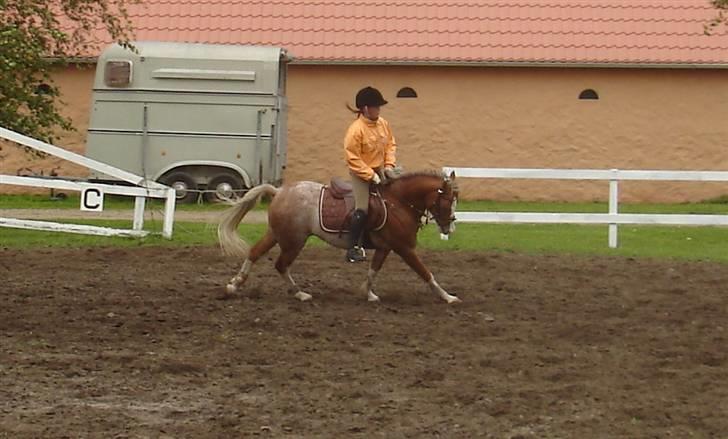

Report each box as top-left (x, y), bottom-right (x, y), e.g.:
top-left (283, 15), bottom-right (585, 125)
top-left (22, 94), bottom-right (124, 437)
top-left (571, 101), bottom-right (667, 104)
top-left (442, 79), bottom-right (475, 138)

top-left (380, 178), bottom-right (455, 228)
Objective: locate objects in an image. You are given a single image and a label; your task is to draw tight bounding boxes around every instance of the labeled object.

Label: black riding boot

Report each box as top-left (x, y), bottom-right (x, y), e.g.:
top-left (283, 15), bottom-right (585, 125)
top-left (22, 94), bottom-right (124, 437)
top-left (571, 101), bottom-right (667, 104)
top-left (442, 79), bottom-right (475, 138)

top-left (346, 209), bottom-right (367, 263)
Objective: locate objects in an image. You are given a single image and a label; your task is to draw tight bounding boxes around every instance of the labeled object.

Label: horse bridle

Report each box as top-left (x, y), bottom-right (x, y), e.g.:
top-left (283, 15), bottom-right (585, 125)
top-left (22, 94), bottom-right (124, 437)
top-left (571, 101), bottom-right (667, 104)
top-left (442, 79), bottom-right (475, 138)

top-left (404, 179), bottom-right (456, 227)
top-left (380, 178), bottom-right (456, 228)
top-left (427, 180), bottom-right (457, 227)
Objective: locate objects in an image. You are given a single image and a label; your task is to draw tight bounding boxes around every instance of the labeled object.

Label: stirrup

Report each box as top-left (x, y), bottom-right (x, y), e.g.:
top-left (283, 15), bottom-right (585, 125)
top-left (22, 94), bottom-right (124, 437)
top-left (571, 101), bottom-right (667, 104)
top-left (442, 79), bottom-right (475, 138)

top-left (345, 246), bottom-right (367, 263)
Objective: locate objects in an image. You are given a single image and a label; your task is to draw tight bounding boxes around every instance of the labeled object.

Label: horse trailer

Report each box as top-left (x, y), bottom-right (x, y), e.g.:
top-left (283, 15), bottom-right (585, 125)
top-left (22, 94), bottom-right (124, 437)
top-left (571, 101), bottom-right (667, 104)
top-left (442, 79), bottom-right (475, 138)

top-left (85, 41), bottom-right (291, 202)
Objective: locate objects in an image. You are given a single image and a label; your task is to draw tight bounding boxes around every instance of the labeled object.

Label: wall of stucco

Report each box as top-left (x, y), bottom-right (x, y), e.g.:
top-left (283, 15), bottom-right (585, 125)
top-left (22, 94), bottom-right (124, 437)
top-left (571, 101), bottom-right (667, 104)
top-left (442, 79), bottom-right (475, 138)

top-left (3, 64), bottom-right (727, 202)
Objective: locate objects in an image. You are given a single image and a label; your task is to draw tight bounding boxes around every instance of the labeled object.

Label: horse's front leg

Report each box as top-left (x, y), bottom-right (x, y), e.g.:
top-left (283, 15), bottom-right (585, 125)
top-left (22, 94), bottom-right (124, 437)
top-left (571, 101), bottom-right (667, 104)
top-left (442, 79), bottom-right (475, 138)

top-left (395, 247), bottom-right (461, 304)
top-left (361, 248), bottom-right (391, 302)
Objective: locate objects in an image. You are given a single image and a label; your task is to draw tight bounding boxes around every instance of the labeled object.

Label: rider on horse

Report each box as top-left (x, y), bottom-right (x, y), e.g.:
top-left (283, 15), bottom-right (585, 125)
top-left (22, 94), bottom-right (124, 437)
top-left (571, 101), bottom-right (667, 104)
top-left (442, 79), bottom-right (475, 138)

top-left (344, 86), bottom-right (400, 263)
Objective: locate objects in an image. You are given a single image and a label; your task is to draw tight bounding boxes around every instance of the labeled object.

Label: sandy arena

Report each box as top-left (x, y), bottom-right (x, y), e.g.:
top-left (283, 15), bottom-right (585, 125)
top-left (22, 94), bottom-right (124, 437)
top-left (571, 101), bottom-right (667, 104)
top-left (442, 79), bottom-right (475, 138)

top-left (1, 246), bottom-right (727, 438)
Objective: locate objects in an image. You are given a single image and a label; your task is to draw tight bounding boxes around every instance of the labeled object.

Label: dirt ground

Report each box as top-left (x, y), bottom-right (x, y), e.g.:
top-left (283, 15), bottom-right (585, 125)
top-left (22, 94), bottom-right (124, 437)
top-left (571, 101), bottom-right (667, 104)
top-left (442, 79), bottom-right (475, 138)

top-left (1, 245), bottom-right (727, 438)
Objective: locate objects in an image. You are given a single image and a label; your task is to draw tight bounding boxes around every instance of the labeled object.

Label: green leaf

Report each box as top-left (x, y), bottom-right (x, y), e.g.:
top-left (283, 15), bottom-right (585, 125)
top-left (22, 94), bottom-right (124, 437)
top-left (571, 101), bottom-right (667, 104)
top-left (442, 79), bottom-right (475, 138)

top-left (0, 0), bottom-right (136, 148)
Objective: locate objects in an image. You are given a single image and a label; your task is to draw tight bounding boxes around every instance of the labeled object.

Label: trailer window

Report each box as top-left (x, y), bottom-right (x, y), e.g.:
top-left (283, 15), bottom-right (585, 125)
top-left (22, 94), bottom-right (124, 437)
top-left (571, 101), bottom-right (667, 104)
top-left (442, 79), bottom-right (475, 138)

top-left (105, 60), bottom-right (132, 87)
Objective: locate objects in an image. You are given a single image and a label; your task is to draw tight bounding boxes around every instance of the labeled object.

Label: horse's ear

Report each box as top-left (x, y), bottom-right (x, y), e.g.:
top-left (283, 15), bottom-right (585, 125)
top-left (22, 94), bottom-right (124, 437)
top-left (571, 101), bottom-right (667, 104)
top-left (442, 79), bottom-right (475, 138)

top-left (449, 171), bottom-right (456, 181)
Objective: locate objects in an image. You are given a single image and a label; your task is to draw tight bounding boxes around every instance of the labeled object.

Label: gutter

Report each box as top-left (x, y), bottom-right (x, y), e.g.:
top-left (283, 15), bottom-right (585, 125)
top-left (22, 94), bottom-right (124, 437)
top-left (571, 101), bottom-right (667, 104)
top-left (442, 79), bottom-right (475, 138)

top-left (55, 56), bottom-right (728, 70)
top-left (291, 59), bottom-right (728, 70)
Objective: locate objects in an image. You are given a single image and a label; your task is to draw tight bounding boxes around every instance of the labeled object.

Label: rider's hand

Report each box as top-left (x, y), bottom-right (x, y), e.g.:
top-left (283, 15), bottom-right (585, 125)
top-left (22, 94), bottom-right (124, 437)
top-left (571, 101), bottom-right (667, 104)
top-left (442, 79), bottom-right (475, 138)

top-left (384, 167), bottom-right (400, 180)
top-left (371, 173), bottom-right (382, 185)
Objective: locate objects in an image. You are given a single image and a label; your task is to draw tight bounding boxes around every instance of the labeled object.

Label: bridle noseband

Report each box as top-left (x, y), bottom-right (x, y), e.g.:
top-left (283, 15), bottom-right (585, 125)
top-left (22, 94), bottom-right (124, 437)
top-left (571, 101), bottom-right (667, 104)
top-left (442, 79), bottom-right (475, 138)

top-left (428, 180), bottom-right (457, 227)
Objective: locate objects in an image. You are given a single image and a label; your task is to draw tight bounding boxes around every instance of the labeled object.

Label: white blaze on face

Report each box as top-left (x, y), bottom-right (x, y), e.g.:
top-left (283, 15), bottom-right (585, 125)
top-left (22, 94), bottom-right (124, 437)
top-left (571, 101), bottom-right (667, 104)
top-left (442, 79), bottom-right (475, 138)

top-left (449, 197), bottom-right (457, 233)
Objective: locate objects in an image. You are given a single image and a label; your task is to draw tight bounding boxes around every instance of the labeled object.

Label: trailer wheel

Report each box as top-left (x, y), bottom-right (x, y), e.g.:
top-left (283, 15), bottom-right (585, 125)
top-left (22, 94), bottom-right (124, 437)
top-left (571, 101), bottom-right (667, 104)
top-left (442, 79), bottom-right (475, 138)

top-left (205, 171), bottom-right (246, 203)
top-left (160, 172), bottom-right (199, 204)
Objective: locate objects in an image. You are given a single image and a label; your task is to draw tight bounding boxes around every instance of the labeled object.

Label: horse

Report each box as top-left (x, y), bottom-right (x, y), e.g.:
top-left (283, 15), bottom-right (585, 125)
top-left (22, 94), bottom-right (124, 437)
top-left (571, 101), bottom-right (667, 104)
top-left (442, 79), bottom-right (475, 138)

top-left (217, 170), bottom-right (461, 304)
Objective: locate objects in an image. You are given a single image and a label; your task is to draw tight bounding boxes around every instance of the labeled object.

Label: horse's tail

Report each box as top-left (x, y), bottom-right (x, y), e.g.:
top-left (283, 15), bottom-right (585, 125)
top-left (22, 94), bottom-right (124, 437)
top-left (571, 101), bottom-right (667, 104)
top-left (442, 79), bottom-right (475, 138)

top-left (218, 184), bottom-right (279, 259)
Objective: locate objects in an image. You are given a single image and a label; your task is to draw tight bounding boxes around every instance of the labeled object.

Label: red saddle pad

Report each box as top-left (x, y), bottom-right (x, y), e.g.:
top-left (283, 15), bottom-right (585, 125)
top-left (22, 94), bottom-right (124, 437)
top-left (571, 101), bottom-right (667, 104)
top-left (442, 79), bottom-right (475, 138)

top-left (318, 186), bottom-right (387, 233)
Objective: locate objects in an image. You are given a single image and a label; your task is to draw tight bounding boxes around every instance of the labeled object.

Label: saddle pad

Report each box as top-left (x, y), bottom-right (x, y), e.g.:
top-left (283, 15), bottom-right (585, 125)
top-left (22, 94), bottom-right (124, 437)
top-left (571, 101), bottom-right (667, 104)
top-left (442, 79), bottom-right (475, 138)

top-left (318, 187), bottom-right (387, 233)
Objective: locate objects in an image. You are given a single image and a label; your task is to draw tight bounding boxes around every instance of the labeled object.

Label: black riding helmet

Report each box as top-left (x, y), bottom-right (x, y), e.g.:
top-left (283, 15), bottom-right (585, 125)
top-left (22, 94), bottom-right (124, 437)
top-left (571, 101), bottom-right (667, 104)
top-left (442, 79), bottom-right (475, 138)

top-left (355, 86), bottom-right (388, 109)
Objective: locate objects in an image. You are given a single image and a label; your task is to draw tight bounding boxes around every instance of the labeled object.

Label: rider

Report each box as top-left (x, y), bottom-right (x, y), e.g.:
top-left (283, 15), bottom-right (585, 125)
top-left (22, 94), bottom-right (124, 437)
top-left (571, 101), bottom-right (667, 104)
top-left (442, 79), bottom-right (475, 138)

top-left (344, 86), bottom-right (399, 263)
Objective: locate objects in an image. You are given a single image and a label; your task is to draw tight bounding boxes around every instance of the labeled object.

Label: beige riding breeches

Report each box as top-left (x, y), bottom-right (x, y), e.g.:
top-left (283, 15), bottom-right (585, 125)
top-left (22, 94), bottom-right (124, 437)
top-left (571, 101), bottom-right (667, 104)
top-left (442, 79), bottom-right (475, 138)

top-left (349, 169), bottom-right (382, 212)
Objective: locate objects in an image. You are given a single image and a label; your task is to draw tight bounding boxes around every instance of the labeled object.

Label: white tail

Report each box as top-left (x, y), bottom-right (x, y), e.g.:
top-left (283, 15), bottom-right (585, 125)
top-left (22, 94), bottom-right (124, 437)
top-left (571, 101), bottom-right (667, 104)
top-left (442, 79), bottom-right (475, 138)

top-left (217, 184), bottom-right (279, 258)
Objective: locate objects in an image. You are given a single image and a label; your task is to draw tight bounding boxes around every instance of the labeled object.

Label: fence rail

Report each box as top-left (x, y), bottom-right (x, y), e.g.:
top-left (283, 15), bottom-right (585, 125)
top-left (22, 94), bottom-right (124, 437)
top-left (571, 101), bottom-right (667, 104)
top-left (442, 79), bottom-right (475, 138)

top-left (442, 167), bottom-right (728, 248)
top-left (1, 126), bottom-right (176, 238)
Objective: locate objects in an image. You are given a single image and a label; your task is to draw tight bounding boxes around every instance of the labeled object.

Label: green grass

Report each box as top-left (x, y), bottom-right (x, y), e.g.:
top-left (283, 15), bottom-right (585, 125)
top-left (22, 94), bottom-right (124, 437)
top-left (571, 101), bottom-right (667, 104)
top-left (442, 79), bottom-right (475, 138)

top-left (4, 195), bottom-right (728, 214)
top-left (0, 194), bottom-right (268, 211)
top-left (2, 218), bottom-right (728, 264)
top-left (0, 220), bottom-right (266, 248)
top-left (456, 200), bottom-right (728, 214)
top-left (3, 195), bottom-right (728, 262)
top-left (418, 223), bottom-right (728, 263)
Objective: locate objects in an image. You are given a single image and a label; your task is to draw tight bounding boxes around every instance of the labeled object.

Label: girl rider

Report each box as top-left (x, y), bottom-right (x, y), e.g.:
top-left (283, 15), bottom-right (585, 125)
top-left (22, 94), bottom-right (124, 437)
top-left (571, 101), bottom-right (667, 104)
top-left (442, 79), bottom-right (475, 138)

top-left (344, 86), bottom-right (399, 263)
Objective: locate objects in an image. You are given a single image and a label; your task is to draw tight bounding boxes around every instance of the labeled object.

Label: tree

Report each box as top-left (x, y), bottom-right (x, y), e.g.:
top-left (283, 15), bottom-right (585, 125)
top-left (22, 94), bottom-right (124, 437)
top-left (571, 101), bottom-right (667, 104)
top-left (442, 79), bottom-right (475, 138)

top-left (0, 0), bottom-right (136, 145)
top-left (706, 0), bottom-right (728, 34)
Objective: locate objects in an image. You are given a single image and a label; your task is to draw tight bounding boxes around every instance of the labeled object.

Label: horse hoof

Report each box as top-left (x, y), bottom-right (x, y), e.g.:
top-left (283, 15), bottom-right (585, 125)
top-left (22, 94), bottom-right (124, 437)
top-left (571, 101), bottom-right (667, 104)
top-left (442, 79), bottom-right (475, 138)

top-left (226, 283), bottom-right (237, 294)
top-left (445, 295), bottom-right (462, 304)
top-left (295, 291), bottom-right (312, 302)
top-left (367, 291), bottom-right (380, 302)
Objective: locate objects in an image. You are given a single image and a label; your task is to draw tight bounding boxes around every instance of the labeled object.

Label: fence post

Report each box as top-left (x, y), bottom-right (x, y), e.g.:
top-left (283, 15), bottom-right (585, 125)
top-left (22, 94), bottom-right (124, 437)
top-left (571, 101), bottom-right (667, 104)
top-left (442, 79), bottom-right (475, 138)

top-left (133, 196), bottom-right (146, 231)
top-left (162, 188), bottom-right (176, 239)
top-left (608, 169), bottom-right (619, 248)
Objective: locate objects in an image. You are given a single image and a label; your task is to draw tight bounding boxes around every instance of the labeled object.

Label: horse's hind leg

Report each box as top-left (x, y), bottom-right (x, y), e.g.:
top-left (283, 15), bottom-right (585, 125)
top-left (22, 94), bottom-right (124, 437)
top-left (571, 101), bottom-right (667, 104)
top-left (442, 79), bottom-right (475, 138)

top-left (275, 238), bottom-right (310, 301)
top-left (226, 230), bottom-right (277, 294)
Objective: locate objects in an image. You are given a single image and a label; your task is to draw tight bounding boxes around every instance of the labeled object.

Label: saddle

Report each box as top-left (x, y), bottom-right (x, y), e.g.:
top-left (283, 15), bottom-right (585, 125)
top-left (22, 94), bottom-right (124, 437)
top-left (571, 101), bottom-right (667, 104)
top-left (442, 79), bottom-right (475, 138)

top-left (319, 177), bottom-right (387, 240)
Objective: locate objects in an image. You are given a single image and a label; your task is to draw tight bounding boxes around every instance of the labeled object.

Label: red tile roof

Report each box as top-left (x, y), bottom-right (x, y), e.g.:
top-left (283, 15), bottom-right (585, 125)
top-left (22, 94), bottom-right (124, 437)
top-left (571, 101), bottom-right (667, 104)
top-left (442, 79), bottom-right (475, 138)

top-left (79, 0), bottom-right (728, 65)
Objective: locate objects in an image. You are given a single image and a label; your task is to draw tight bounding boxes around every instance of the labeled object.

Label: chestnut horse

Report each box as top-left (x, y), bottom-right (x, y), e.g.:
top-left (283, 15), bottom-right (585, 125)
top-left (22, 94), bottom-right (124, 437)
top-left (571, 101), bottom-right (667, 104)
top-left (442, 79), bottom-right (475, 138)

top-left (217, 170), bottom-right (460, 303)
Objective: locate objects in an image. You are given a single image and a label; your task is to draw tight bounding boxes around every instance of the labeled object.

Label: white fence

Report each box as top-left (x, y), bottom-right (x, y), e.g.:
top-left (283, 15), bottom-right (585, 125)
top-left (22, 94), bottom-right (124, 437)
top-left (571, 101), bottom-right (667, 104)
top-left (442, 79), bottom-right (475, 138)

top-left (442, 167), bottom-right (728, 248)
top-left (1, 126), bottom-right (176, 238)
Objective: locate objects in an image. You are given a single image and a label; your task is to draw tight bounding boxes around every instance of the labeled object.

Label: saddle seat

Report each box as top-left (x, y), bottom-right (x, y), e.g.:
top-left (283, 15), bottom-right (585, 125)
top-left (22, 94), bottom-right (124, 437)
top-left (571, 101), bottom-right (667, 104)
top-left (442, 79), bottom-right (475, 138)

top-left (329, 177), bottom-right (353, 199)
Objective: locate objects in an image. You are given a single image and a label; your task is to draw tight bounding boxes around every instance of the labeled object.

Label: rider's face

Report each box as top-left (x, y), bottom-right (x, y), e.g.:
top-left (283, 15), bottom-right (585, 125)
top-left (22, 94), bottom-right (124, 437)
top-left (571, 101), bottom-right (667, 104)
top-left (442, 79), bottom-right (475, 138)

top-left (363, 105), bottom-right (381, 121)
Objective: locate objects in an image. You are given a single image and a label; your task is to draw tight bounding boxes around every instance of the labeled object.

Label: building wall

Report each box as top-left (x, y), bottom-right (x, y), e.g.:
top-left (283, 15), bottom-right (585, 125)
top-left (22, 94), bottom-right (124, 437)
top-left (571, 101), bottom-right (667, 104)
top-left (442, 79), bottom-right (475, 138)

top-left (1, 65), bottom-right (94, 194)
top-left (4, 63), bottom-right (728, 202)
top-left (286, 65), bottom-right (728, 202)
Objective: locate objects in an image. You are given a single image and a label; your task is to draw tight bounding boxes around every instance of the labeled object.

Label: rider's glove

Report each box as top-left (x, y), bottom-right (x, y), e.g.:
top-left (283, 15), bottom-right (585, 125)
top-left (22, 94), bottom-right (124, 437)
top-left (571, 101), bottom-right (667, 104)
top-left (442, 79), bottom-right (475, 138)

top-left (384, 166), bottom-right (401, 180)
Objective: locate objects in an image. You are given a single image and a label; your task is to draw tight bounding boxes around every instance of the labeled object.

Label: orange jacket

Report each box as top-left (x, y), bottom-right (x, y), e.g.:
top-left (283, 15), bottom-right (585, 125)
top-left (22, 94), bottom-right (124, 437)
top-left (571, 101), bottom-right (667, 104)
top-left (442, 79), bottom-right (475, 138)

top-left (344, 116), bottom-right (397, 181)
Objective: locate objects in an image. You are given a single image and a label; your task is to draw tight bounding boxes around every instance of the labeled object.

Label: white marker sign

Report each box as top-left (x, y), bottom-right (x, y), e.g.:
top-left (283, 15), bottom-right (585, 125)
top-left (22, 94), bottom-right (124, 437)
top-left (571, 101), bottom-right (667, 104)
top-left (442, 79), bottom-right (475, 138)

top-left (81, 187), bottom-right (105, 212)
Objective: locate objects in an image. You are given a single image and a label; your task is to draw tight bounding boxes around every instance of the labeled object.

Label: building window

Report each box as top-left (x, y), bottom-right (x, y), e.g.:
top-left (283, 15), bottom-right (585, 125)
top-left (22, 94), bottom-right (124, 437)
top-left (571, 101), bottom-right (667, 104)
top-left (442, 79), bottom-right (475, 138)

top-left (396, 87), bottom-right (417, 98)
top-left (579, 89), bottom-right (599, 100)
top-left (105, 60), bottom-right (133, 87)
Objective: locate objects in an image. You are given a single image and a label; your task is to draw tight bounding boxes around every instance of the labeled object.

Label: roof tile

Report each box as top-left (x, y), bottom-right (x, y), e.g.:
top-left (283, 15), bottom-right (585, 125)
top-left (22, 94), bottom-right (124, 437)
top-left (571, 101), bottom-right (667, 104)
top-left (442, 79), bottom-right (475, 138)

top-left (66, 0), bottom-right (728, 65)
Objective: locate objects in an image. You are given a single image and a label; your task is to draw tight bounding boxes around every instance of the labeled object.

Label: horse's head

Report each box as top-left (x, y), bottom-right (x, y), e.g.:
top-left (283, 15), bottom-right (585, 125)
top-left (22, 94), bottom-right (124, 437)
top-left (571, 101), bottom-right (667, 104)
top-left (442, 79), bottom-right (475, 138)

top-left (426, 171), bottom-right (458, 236)
top-left (385, 170), bottom-right (459, 235)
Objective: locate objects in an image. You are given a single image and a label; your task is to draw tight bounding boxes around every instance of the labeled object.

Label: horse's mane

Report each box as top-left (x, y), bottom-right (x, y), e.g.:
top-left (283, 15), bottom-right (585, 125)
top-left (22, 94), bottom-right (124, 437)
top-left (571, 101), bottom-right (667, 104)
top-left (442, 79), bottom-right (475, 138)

top-left (397, 169), bottom-right (446, 180)
top-left (392, 169), bottom-right (459, 191)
